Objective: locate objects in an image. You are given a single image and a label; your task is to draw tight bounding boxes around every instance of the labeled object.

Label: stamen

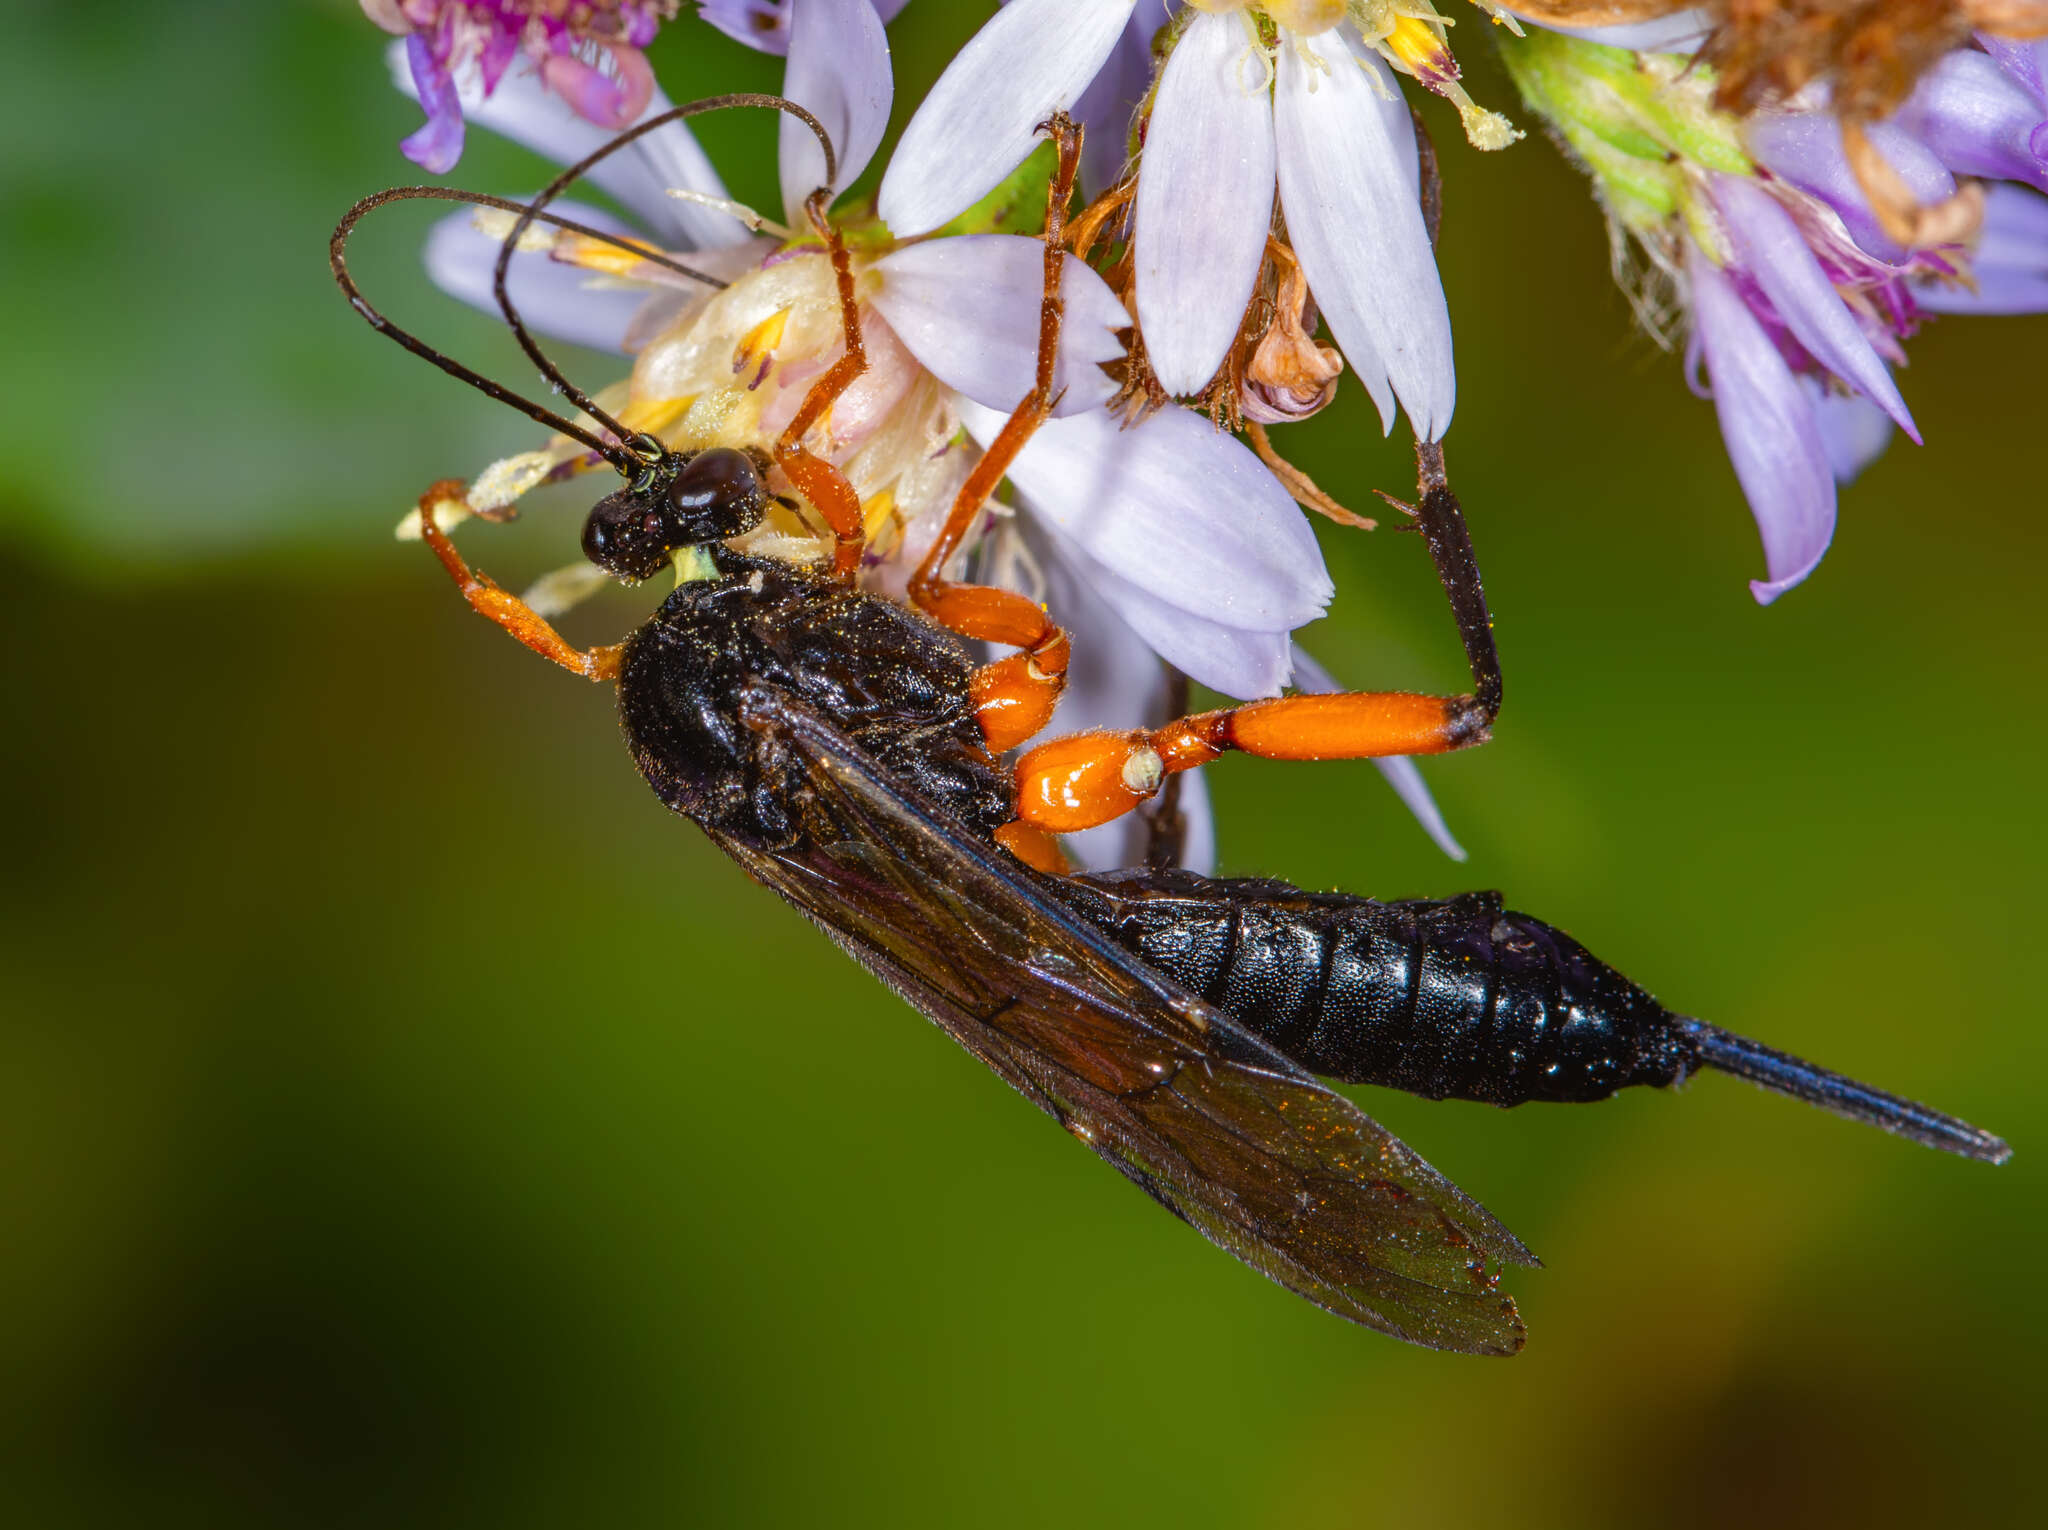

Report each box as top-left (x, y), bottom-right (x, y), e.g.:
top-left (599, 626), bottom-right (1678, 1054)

top-left (1377, 13), bottom-right (1521, 148)
top-left (733, 307), bottom-right (793, 380)
top-left (666, 187), bottom-right (795, 241)
top-left (522, 560), bottom-right (616, 618)
top-left (470, 206), bottom-right (557, 252)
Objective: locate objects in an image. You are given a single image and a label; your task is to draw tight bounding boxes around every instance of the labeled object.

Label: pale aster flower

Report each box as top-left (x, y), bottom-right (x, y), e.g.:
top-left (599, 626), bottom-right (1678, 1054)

top-left (390, 0), bottom-right (1449, 866)
top-left (1505, 26), bottom-right (2048, 601)
top-left (878, 1), bottom-right (1522, 438)
top-left (363, 0), bottom-right (679, 173)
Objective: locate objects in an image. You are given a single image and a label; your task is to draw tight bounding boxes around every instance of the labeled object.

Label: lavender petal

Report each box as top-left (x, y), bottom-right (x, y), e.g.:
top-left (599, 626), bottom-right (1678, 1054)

top-left (399, 33), bottom-right (465, 174)
top-left (1899, 50), bottom-right (2048, 194)
top-left (1521, 10), bottom-right (1716, 54)
top-left (1714, 174), bottom-right (1919, 440)
top-left (1688, 246), bottom-right (1837, 604)
top-left (1745, 112), bottom-right (1955, 262)
top-left (1916, 182), bottom-right (2048, 313)
top-left (1978, 32), bottom-right (2047, 110)
top-left (1804, 380), bottom-right (1894, 485)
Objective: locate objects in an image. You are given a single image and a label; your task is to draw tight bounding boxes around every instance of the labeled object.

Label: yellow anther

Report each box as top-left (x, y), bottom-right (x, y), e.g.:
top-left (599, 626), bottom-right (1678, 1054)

top-left (615, 393), bottom-right (696, 441)
top-left (1386, 14), bottom-right (1456, 87)
top-left (555, 230), bottom-right (666, 276)
top-left (732, 307), bottom-right (792, 378)
top-left (859, 487), bottom-right (899, 542)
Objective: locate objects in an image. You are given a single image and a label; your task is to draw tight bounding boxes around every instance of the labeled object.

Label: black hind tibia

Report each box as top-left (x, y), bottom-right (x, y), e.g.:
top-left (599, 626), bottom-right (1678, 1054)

top-left (1057, 869), bottom-right (2009, 1164)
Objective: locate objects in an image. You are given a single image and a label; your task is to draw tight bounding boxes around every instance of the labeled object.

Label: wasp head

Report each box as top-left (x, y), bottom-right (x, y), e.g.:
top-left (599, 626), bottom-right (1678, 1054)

top-left (582, 446), bottom-right (770, 582)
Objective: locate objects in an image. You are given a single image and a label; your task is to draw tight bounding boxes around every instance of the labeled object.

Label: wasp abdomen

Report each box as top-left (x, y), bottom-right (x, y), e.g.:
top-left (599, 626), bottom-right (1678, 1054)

top-left (1058, 869), bottom-right (1693, 1105)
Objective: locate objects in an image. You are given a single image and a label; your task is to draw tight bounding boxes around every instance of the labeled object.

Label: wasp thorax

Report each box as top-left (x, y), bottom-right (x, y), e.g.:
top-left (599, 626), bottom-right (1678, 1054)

top-left (581, 447), bottom-right (769, 582)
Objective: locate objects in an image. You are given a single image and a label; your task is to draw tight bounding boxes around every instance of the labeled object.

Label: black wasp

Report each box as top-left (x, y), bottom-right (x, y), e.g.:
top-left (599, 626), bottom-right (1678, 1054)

top-left (332, 97), bottom-right (2007, 1356)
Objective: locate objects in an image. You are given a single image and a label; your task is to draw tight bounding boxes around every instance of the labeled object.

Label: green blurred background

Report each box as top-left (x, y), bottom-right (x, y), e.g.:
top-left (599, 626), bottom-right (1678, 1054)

top-left (4, 2), bottom-right (2042, 1524)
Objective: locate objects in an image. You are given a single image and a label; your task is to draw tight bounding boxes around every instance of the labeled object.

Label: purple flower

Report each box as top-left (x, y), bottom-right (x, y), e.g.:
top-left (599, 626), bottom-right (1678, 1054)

top-left (1678, 168), bottom-right (1949, 601)
top-left (1686, 246), bottom-right (1837, 605)
top-left (363, 0), bottom-right (678, 173)
top-left (1507, 25), bottom-right (2048, 601)
top-left (1898, 42), bottom-right (2048, 193)
top-left (1917, 181), bottom-right (2048, 312)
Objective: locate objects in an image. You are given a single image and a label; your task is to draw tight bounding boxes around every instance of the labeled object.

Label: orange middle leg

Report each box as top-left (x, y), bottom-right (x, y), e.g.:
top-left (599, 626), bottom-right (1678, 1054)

top-left (1010, 441), bottom-right (1503, 836)
top-left (908, 114), bottom-right (1086, 765)
top-left (776, 188), bottom-right (870, 581)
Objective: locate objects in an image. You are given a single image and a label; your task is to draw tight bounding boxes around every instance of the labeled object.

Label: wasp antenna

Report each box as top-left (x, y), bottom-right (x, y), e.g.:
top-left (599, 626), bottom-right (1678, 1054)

top-left (1680, 1019), bottom-right (2011, 1164)
top-left (331, 183), bottom-right (730, 472)
top-left (496, 93), bottom-right (840, 450)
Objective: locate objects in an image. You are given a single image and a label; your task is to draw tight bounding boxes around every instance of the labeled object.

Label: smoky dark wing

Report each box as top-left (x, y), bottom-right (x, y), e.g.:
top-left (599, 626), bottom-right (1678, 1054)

top-left (712, 685), bottom-right (1534, 1356)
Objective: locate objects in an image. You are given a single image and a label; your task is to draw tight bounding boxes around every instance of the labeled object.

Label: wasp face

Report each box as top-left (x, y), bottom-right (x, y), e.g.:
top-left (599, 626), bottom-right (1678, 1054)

top-left (582, 447), bottom-right (769, 582)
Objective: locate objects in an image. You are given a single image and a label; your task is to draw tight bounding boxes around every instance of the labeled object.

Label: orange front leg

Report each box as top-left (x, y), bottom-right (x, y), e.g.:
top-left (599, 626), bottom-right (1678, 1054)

top-left (416, 482), bottom-right (622, 682)
top-left (908, 114), bottom-right (1085, 757)
top-left (776, 188), bottom-right (870, 580)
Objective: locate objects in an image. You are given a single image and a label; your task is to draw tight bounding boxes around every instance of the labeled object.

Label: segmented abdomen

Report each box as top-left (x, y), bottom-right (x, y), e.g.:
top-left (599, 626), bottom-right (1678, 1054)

top-left (1056, 869), bottom-right (1692, 1105)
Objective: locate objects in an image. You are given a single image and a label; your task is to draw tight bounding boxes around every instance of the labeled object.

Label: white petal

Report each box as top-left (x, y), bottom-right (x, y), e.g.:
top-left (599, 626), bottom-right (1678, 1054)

top-left (1274, 36), bottom-right (1454, 439)
top-left (1041, 530), bottom-right (1300, 697)
top-left (1072, 0), bottom-right (1173, 196)
top-left (423, 202), bottom-right (652, 352)
top-left (958, 399), bottom-right (1332, 633)
top-left (388, 40), bottom-right (746, 250)
top-left (869, 235), bottom-right (1126, 416)
top-left (1134, 11), bottom-right (1278, 395)
top-left (1290, 645), bottom-right (1465, 861)
top-left (780, 0), bottom-right (894, 224)
top-left (877, 0), bottom-right (1140, 237)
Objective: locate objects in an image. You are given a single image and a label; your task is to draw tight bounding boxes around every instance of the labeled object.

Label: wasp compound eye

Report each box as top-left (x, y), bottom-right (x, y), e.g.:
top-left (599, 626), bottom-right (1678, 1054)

top-left (581, 490), bottom-right (677, 583)
top-left (667, 447), bottom-right (767, 542)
